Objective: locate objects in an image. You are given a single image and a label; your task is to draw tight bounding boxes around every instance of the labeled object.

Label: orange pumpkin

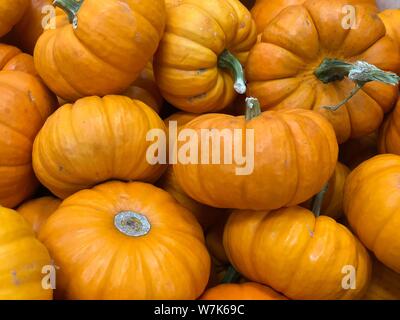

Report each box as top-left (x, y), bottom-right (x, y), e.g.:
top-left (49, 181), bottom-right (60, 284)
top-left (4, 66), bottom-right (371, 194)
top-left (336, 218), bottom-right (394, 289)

top-left (379, 97), bottom-right (400, 155)
top-left (0, 0), bottom-right (29, 37)
top-left (201, 282), bottom-right (287, 300)
top-left (246, 0), bottom-right (399, 143)
top-left (33, 95), bottom-right (167, 199)
top-left (17, 196), bottom-right (61, 235)
top-left (0, 70), bottom-right (55, 208)
top-left (39, 181), bottom-right (211, 300)
top-left (173, 98), bottom-right (338, 210)
top-left (34, 0), bottom-right (166, 102)
top-left (205, 219), bottom-right (229, 263)
top-left (154, 0), bottom-right (257, 113)
top-left (340, 132), bottom-right (378, 169)
top-left (251, 0), bottom-right (377, 34)
top-left (123, 62), bottom-right (163, 113)
top-left (379, 9), bottom-right (400, 64)
top-left (224, 206), bottom-right (371, 299)
top-left (0, 207), bottom-right (52, 300)
top-left (344, 154), bottom-right (400, 273)
top-left (0, 43), bottom-right (37, 75)
top-left (363, 258), bottom-right (400, 300)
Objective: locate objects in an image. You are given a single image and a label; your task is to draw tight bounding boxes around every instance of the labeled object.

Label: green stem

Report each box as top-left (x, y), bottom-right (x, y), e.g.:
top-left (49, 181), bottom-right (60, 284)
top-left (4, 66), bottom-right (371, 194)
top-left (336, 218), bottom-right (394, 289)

top-left (245, 97), bottom-right (262, 121)
top-left (218, 50), bottom-right (246, 95)
top-left (315, 58), bottom-right (400, 111)
top-left (221, 266), bottom-right (240, 284)
top-left (312, 183), bottom-right (329, 218)
top-left (53, 0), bottom-right (83, 25)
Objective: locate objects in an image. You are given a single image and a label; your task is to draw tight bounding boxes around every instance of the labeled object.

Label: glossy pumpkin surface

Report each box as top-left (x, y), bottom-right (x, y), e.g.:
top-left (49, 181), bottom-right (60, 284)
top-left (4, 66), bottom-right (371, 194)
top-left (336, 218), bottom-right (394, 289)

top-left (0, 207), bottom-right (52, 300)
top-left (0, 43), bottom-right (36, 76)
top-left (39, 181), bottom-right (211, 300)
top-left (34, 0), bottom-right (166, 102)
top-left (344, 154), bottom-right (400, 273)
top-left (0, 0), bottom-right (29, 37)
top-left (224, 206), bottom-right (371, 299)
top-left (246, 0), bottom-right (399, 143)
top-left (154, 0), bottom-right (257, 113)
top-left (33, 95), bottom-right (167, 199)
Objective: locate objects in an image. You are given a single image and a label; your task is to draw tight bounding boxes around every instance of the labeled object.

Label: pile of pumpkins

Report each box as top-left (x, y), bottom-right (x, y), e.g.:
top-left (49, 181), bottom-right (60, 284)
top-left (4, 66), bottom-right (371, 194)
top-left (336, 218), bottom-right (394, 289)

top-left (0, 0), bottom-right (400, 300)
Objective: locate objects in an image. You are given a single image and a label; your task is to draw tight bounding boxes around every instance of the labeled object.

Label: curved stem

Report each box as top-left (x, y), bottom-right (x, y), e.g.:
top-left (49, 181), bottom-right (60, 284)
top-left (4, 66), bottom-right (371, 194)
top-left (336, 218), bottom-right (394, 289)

top-left (53, 0), bottom-right (83, 25)
top-left (218, 50), bottom-right (246, 94)
top-left (315, 58), bottom-right (400, 111)
top-left (221, 266), bottom-right (240, 284)
top-left (312, 183), bottom-right (329, 218)
top-left (245, 97), bottom-right (262, 120)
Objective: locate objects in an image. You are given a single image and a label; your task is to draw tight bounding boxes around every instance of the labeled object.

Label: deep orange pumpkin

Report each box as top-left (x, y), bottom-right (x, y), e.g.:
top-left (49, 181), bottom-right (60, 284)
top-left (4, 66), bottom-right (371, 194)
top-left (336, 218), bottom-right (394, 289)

top-left (224, 206), bottom-right (371, 299)
top-left (201, 282), bottom-right (287, 300)
top-left (379, 97), bottom-right (400, 155)
top-left (39, 181), bottom-right (211, 300)
top-left (0, 43), bottom-right (37, 75)
top-left (34, 0), bottom-right (166, 102)
top-left (246, 0), bottom-right (399, 143)
top-left (0, 0), bottom-right (29, 37)
top-left (32, 95), bottom-right (167, 199)
top-left (379, 9), bottom-right (400, 69)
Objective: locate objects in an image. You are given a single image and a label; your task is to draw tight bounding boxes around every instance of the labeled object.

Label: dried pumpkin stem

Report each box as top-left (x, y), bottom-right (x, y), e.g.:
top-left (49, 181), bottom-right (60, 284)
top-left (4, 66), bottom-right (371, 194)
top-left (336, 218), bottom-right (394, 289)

top-left (245, 97), bottom-right (262, 121)
top-left (311, 183), bottom-right (329, 218)
top-left (218, 49), bottom-right (247, 95)
top-left (314, 58), bottom-right (400, 111)
top-left (53, 0), bottom-right (83, 26)
top-left (221, 266), bottom-right (240, 284)
top-left (114, 211), bottom-right (151, 237)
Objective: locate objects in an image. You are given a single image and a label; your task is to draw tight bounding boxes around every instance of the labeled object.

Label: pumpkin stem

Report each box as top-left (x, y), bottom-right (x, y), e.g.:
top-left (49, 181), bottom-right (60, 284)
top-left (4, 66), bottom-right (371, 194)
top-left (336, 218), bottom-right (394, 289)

top-left (315, 59), bottom-right (399, 111)
top-left (245, 97), bottom-right (262, 120)
top-left (218, 49), bottom-right (246, 95)
top-left (53, 0), bottom-right (83, 27)
top-left (221, 266), bottom-right (240, 284)
top-left (114, 211), bottom-right (151, 237)
top-left (311, 183), bottom-right (329, 218)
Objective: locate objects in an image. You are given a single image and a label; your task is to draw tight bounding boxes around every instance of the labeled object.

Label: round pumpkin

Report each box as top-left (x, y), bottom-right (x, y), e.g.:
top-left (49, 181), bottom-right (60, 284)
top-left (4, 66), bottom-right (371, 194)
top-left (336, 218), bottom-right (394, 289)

top-left (0, 43), bottom-right (37, 75)
top-left (344, 154), bottom-right (400, 273)
top-left (246, 0), bottom-right (399, 143)
top-left (379, 9), bottom-right (400, 60)
top-left (33, 95), bottom-right (167, 199)
top-left (379, 97), bottom-right (400, 155)
top-left (0, 0), bottom-right (29, 37)
top-left (173, 98), bottom-right (338, 210)
top-left (123, 62), bottom-right (163, 113)
top-left (340, 132), bottom-right (378, 169)
top-left (0, 207), bottom-right (52, 300)
top-left (363, 258), bottom-right (400, 300)
top-left (39, 181), bottom-right (210, 300)
top-left (34, 0), bottom-right (166, 102)
top-left (17, 196), bottom-right (61, 235)
top-left (224, 206), bottom-right (371, 299)
top-left (0, 70), bottom-right (55, 208)
top-left (154, 0), bottom-right (257, 113)
top-left (201, 282), bottom-right (287, 300)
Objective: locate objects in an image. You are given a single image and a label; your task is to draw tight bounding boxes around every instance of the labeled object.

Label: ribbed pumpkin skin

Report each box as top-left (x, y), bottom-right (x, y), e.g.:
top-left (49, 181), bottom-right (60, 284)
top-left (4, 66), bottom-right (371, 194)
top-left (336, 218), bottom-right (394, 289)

top-left (0, 207), bottom-right (52, 300)
top-left (246, 0), bottom-right (399, 143)
top-left (224, 207), bottom-right (371, 300)
top-left (17, 196), bottom-right (61, 235)
top-left (0, 43), bottom-right (37, 76)
top-left (0, 71), bottom-right (55, 208)
top-left (173, 109), bottom-right (338, 210)
top-left (379, 98), bottom-right (400, 155)
top-left (379, 9), bottom-right (400, 70)
top-left (363, 259), bottom-right (400, 300)
top-left (201, 282), bottom-right (287, 300)
top-left (39, 181), bottom-right (211, 300)
top-left (34, 0), bottom-right (166, 102)
top-left (32, 95), bottom-right (167, 199)
top-left (154, 0), bottom-right (257, 113)
top-left (0, 0), bottom-right (29, 37)
top-left (344, 154), bottom-right (400, 274)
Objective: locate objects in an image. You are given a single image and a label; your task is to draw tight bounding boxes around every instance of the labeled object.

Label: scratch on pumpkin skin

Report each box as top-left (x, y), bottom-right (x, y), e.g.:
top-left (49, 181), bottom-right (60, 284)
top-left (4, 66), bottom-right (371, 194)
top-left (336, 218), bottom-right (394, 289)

top-left (11, 271), bottom-right (20, 286)
top-left (196, 68), bottom-right (207, 75)
top-left (188, 93), bottom-right (207, 103)
top-left (306, 225), bottom-right (314, 238)
top-left (28, 91), bottom-right (35, 103)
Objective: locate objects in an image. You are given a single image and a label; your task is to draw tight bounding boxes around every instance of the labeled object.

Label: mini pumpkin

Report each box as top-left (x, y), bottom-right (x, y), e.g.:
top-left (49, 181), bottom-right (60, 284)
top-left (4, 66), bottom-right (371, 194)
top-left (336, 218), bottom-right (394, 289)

top-left (34, 0), bottom-right (166, 102)
top-left (0, 43), bottom-right (36, 75)
top-left (344, 154), bottom-right (400, 273)
top-left (379, 9), bottom-right (400, 64)
top-left (39, 181), bottom-right (211, 300)
top-left (0, 207), bottom-right (52, 300)
top-left (154, 0), bottom-right (257, 113)
top-left (224, 206), bottom-right (371, 299)
top-left (33, 95), bottom-right (167, 199)
top-left (201, 282), bottom-right (287, 300)
top-left (17, 196), bottom-right (61, 235)
top-left (379, 97), bottom-right (400, 155)
top-left (246, 0), bottom-right (399, 143)
top-left (0, 0), bottom-right (29, 37)
top-left (173, 98), bottom-right (338, 210)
